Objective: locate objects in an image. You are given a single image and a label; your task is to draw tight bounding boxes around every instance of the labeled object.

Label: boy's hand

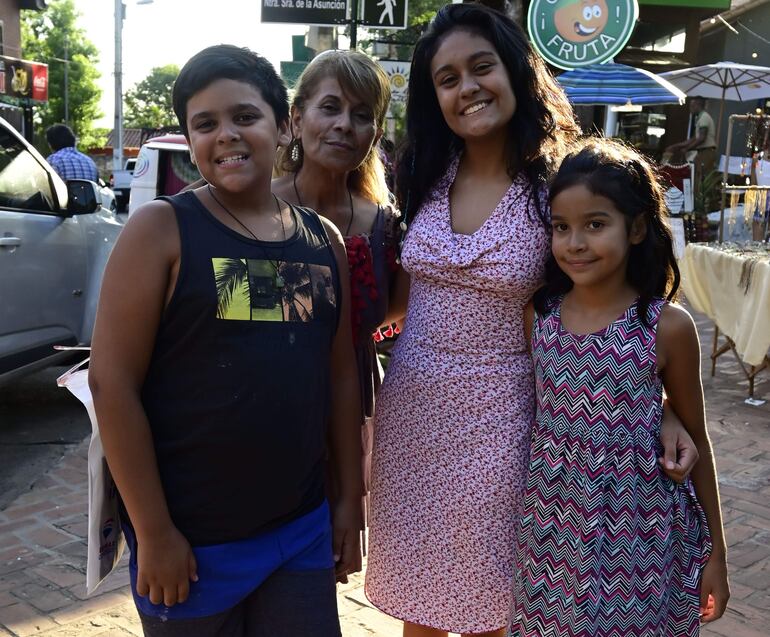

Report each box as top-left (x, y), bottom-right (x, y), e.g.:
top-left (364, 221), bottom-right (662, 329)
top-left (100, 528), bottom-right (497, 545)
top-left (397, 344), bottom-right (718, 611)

top-left (136, 525), bottom-right (198, 607)
top-left (332, 497), bottom-right (362, 584)
top-left (700, 555), bottom-right (730, 622)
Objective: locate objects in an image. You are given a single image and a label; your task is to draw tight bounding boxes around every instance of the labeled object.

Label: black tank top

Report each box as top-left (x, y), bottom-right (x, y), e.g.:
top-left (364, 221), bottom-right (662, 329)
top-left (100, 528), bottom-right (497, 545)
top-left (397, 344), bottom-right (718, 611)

top-left (141, 191), bottom-right (340, 546)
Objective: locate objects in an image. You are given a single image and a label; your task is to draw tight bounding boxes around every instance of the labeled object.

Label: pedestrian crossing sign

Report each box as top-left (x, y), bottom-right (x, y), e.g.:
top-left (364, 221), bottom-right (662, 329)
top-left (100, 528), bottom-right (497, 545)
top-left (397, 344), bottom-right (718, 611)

top-left (361, 0), bottom-right (408, 29)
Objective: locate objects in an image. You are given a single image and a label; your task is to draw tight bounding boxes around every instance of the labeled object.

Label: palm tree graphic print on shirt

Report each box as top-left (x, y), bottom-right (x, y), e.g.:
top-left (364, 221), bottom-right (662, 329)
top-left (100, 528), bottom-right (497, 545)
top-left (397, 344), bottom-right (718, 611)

top-left (213, 258), bottom-right (336, 322)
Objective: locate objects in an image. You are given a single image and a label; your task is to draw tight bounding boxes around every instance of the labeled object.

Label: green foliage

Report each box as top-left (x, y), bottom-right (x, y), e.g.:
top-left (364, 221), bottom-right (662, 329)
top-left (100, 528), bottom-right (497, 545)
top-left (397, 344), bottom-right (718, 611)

top-left (21, 0), bottom-right (102, 151)
top-left (407, 0), bottom-right (445, 28)
top-left (124, 65), bottom-right (180, 129)
top-left (80, 127), bottom-right (109, 152)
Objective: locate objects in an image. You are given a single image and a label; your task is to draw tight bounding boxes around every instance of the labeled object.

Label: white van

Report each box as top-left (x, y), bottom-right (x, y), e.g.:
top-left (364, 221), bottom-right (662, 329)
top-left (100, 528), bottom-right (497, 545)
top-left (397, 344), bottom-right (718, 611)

top-left (127, 134), bottom-right (200, 215)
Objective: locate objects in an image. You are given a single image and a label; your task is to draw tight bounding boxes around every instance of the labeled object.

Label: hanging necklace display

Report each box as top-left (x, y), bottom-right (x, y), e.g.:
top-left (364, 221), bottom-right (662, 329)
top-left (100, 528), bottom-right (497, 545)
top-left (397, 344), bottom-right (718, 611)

top-left (207, 184), bottom-right (288, 287)
top-left (728, 190), bottom-right (739, 236)
top-left (743, 192), bottom-right (751, 228)
top-left (293, 171), bottom-right (355, 236)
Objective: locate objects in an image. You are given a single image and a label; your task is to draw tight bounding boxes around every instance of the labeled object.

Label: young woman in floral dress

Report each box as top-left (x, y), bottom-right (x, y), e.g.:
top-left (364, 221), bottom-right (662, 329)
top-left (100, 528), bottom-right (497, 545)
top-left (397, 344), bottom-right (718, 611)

top-left (364, 5), bottom-right (699, 636)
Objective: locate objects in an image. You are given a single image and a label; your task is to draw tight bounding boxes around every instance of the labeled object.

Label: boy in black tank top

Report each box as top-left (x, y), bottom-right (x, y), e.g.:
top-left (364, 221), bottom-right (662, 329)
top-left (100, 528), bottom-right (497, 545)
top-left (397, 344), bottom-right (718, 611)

top-left (89, 45), bottom-right (361, 637)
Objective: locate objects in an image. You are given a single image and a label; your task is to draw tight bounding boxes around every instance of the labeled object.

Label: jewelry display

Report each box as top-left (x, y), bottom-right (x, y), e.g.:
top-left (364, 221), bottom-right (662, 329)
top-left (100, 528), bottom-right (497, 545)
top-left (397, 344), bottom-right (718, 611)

top-left (718, 113), bottom-right (770, 243)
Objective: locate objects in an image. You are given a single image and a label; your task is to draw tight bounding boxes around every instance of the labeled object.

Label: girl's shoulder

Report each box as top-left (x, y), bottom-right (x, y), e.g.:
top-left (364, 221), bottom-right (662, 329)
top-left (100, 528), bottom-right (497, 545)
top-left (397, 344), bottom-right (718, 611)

top-left (657, 301), bottom-right (697, 337)
top-left (655, 301), bottom-right (700, 371)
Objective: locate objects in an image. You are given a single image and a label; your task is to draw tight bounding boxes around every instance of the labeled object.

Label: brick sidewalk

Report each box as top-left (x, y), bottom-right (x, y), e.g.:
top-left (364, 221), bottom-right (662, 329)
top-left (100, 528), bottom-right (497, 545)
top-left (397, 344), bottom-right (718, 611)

top-left (0, 310), bottom-right (767, 637)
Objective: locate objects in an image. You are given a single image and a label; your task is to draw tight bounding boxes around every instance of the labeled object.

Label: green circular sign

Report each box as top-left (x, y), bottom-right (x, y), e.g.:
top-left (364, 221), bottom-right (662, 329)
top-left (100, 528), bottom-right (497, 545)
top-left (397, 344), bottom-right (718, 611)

top-left (528, 0), bottom-right (639, 70)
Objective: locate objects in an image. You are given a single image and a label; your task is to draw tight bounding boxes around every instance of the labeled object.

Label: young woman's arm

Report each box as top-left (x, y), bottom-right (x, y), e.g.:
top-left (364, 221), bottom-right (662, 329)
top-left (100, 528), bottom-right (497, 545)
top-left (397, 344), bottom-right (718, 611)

top-left (320, 216), bottom-right (364, 583)
top-left (89, 202), bottom-right (197, 608)
top-left (384, 266), bottom-right (410, 325)
top-left (659, 402), bottom-right (699, 483)
top-left (658, 304), bottom-right (730, 622)
top-left (382, 205), bottom-right (409, 326)
top-left (523, 301), bottom-right (535, 354)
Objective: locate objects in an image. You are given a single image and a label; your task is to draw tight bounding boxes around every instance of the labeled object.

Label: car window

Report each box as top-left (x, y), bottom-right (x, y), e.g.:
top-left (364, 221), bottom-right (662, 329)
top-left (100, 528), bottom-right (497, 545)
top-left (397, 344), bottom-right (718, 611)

top-left (0, 128), bottom-right (55, 212)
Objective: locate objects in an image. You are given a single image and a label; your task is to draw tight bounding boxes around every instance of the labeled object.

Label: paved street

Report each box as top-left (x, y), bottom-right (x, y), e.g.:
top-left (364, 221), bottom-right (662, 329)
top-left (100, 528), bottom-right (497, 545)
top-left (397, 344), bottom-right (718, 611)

top-left (0, 368), bottom-right (90, 511)
top-left (0, 308), bottom-right (767, 637)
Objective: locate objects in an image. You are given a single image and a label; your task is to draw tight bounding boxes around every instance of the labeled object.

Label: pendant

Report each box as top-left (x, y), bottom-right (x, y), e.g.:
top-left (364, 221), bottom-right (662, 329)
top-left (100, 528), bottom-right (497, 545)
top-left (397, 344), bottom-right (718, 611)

top-left (400, 221), bottom-right (408, 232)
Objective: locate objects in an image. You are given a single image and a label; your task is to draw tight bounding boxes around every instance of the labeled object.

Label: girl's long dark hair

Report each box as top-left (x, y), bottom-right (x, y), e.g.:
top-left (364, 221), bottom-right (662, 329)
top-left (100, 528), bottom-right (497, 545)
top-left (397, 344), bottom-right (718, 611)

top-left (533, 138), bottom-right (681, 324)
top-left (396, 2), bottom-right (579, 225)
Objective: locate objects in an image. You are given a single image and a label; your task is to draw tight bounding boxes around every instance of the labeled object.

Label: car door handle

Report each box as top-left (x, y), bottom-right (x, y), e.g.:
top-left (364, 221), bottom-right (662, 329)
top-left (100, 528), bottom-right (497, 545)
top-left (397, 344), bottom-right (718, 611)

top-left (0, 236), bottom-right (21, 247)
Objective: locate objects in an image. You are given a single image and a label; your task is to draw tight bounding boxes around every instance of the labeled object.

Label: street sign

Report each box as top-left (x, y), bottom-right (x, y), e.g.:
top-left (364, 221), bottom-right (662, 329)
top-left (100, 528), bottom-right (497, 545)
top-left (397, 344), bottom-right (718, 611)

top-left (361, 0), bottom-right (408, 30)
top-left (261, 0), bottom-right (348, 26)
top-left (527, 0), bottom-right (638, 70)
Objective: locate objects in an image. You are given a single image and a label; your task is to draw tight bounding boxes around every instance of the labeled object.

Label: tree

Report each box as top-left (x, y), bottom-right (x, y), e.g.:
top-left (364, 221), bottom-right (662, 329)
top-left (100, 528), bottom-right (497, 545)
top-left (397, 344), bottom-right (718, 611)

top-left (21, 0), bottom-right (102, 152)
top-left (124, 65), bottom-right (180, 129)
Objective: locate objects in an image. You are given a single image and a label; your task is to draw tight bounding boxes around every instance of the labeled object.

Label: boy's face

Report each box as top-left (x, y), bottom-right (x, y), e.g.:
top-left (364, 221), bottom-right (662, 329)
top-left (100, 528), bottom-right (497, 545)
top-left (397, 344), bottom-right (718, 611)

top-left (185, 78), bottom-right (289, 193)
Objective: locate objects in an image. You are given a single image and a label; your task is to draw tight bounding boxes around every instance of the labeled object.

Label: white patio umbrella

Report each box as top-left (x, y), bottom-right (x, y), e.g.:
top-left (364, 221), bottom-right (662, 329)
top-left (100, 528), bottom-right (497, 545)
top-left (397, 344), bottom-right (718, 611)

top-left (659, 61), bottom-right (770, 142)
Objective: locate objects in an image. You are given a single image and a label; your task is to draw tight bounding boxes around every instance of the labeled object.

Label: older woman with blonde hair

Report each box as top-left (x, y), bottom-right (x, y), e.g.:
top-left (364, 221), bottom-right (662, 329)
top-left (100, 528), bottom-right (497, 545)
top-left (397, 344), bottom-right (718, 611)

top-left (273, 50), bottom-right (401, 572)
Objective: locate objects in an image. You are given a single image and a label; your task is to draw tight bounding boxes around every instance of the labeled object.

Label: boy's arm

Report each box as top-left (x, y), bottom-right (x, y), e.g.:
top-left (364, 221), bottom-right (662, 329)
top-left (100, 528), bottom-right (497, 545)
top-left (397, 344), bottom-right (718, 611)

top-left (658, 304), bottom-right (729, 622)
top-left (320, 217), bottom-right (363, 582)
top-left (89, 202), bottom-right (197, 607)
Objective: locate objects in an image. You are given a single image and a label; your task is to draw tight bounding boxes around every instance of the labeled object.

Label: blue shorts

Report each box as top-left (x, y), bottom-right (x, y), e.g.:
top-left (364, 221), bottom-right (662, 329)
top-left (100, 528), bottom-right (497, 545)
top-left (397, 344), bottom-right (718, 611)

top-left (124, 501), bottom-right (335, 621)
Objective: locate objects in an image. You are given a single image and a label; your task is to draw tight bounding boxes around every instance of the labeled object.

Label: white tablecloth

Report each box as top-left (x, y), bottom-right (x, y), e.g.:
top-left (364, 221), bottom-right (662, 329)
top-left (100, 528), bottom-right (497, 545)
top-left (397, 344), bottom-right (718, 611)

top-left (680, 243), bottom-right (770, 366)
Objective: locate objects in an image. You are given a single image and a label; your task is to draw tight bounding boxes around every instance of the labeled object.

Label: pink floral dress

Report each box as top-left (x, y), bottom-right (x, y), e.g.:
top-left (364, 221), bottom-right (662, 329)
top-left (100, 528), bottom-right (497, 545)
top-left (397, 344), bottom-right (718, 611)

top-left (365, 159), bottom-right (550, 633)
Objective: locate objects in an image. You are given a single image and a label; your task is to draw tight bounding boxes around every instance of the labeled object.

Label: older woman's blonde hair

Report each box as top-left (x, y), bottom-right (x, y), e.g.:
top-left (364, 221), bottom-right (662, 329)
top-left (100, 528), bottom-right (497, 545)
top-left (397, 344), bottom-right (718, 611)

top-left (281, 50), bottom-right (392, 204)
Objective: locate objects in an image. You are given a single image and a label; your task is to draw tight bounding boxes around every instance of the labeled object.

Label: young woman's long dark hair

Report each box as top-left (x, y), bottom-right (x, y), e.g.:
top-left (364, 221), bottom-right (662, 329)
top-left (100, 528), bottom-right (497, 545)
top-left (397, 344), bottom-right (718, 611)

top-left (396, 2), bottom-right (579, 225)
top-left (534, 138), bottom-right (681, 324)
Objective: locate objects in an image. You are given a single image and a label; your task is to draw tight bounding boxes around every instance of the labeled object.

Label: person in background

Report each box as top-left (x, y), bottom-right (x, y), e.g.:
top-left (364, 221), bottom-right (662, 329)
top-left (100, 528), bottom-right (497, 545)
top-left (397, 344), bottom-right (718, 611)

top-left (665, 96), bottom-right (717, 192)
top-left (45, 123), bottom-right (99, 182)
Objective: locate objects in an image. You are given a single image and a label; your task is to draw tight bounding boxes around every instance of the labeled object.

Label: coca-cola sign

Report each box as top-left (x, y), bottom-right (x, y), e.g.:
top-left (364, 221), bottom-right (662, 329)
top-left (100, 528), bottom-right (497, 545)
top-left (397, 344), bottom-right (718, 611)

top-left (0, 55), bottom-right (48, 102)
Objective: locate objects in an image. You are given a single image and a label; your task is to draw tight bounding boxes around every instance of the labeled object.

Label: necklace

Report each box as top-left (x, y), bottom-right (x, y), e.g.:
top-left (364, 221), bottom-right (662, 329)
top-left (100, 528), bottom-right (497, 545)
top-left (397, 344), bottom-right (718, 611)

top-left (293, 171), bottom-right (355, 236)
top-left (207, 184), bottom-right (286, 242)
top-left (207, 184), bottom-right (287, 287)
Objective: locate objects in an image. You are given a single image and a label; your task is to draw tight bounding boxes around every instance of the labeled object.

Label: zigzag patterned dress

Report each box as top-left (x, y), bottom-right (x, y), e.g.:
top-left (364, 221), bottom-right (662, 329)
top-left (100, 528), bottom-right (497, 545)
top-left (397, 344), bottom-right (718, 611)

top-left (511, 298), bottom-right (711, 637)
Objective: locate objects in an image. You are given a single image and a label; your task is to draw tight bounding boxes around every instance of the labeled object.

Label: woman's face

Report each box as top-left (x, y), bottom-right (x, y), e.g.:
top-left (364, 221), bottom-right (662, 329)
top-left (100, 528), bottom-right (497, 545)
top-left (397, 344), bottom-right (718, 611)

top-left (430, 29), bottom-right (516, 145)
top-left (293, 76), bottom-right (381, 174)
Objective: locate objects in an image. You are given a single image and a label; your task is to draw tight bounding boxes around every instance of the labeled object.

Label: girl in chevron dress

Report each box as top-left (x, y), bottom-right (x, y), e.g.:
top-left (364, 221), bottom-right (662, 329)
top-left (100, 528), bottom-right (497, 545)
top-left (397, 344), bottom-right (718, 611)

top-left (512, 139), bottom-right (730, 637)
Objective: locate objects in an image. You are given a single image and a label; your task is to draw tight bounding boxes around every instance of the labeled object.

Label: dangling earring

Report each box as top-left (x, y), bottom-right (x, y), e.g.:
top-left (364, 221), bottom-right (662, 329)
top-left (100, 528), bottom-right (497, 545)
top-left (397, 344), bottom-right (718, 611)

top-left (290, 138), bottom-right (302, 163)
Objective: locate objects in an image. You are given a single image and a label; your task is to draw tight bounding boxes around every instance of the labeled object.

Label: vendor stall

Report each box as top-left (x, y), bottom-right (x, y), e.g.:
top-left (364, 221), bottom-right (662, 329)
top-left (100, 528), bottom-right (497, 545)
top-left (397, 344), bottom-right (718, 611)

top-left (679, 113), bottom-right (770, 401)
top-left (681, 243), bottom-right (770, 399)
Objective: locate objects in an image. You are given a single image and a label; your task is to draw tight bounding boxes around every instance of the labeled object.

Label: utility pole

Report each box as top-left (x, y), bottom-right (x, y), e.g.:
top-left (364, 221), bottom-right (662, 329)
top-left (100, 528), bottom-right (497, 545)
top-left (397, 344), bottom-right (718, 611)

top-left (350, 0), bottom-right (359, 49)
top-left (114, 0), bottom-right (124, 173)
top-left (63, 37), bottom-right (69, 127)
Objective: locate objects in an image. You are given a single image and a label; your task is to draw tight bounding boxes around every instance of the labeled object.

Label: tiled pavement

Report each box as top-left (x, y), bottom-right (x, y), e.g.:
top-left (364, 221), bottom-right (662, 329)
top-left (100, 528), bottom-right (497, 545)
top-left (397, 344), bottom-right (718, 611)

top-left (0, 309), bottom-right (767, 637)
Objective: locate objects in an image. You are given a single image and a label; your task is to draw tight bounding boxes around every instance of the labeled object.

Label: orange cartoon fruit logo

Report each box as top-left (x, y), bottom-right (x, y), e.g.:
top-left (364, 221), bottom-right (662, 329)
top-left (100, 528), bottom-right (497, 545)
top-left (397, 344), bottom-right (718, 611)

top-left (554, 0), bottom-right (609, 43)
